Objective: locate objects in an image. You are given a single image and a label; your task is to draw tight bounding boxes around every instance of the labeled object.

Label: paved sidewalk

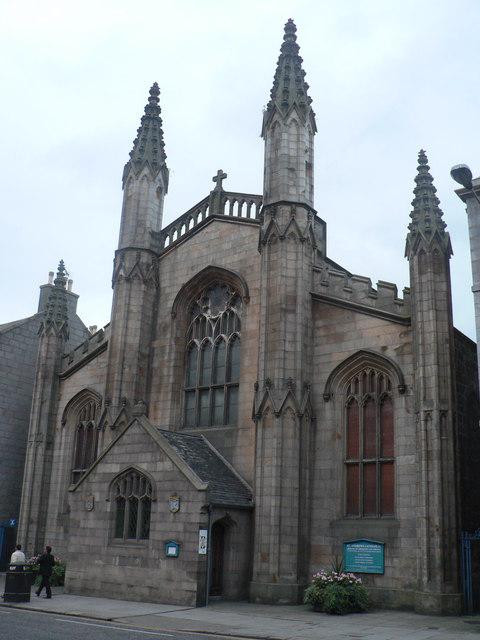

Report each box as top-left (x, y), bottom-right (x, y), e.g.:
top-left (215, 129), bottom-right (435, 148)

top-left (1, 576), bottom-right (480, 640)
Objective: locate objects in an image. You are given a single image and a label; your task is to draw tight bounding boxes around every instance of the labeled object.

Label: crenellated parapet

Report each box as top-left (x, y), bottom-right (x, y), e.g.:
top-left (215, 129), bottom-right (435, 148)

top-left (61, 325), bottom-right (109, 379)
top-left (312, 263), bottom-right (410, 321)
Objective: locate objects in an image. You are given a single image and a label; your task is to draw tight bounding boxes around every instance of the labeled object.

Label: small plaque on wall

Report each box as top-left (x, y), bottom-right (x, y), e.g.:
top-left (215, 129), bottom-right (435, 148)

top-left (343, 538), bottom-right (384, 574)
top-left (84, 496), bottom-right (95, 511)
top-left (198, 528), bottom-right (208, 555)
top-left (165, 540), bottom-right (180, 558)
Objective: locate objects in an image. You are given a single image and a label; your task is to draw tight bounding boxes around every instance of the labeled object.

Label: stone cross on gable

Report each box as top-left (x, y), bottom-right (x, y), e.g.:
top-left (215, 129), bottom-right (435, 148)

top-left (212, 169), bottom-right (227, 191)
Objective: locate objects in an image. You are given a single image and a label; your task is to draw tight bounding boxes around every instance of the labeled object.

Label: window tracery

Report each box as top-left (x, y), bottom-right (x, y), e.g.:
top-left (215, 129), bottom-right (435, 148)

top-left (184, 283), bottom-right (241, 428)
top-left (344, 367), bottom-right (394, 517)
top-left (113, 470), bottom-right (152, 541)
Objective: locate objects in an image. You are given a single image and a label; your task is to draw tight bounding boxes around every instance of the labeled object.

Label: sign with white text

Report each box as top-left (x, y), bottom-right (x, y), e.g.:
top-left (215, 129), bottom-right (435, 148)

top-left (343, 539), bottom-right (384, 574)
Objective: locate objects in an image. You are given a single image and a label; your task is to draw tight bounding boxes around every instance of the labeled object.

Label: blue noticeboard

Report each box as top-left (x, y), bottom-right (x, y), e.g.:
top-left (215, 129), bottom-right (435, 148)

top-left (343, 539), bottom-right (384, 574)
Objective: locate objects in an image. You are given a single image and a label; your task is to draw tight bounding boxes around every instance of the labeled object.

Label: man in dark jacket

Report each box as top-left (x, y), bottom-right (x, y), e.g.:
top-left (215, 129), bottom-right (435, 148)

top-left (35, 546), bottom-right (55, 598)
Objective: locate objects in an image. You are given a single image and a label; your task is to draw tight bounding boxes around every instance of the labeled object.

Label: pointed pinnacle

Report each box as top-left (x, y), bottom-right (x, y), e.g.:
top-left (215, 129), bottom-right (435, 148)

top-left (412, 148), bottom-right (439, 209)
top-left (405, 150), bottom-right (451, 258)
top-left (123, 83), bottom-right (168, 187)
top-left (263, 19), bottom-right (316, 136)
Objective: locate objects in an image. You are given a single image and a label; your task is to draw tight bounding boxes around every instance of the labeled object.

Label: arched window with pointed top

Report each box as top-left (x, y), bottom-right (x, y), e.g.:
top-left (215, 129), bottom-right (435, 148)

top-left (112, 469), bottom-right (153, 541)
top-left (184, 283), bottom-right (242, 428)
top-left (344, 368), bottom-right (395, 518)
top-left (71, 398), bottom-right (100, 484)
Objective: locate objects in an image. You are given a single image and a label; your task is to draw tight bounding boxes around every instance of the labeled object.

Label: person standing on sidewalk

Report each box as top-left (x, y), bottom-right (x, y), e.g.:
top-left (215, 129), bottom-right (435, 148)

top-left (35, 545), bottom-right (55, 598)
top-left (10, 544), bottom-right (26, 564)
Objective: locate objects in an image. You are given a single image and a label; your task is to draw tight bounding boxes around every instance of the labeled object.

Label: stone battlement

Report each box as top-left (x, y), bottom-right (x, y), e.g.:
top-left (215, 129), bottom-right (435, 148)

top-left (313, 264), bottom-right (410, 318)
top-left (61, 324), bottom-right (110, 376)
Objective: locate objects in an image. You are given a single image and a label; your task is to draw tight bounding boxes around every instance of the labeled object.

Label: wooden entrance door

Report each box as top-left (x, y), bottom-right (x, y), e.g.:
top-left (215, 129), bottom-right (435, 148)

top-left (210, 521), bottom-right (225, 596)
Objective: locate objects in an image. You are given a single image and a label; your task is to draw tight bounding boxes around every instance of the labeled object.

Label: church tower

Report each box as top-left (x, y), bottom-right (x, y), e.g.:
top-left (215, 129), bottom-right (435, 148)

top-left (104, 84), bottom-right (168, 427)
top-left (18, 261), bottom-right (69, 553)
top-left (251, 19), bottom-right (317, 604)
top-left (405, 151), bottom-right (461, 614)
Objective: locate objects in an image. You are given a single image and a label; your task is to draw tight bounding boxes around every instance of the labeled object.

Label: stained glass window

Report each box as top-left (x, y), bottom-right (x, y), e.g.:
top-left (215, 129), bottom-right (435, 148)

top-left (345, 368), bottom-right (394, 517)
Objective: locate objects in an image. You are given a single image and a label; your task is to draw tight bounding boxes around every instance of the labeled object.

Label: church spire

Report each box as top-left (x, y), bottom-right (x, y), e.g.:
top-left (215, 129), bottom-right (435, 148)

top-left (122, 83), bottom-right (168, 189)
top-left (405, 150), bottom-right (452, 259)
top-left (262, 18), bottom-right (316, 137)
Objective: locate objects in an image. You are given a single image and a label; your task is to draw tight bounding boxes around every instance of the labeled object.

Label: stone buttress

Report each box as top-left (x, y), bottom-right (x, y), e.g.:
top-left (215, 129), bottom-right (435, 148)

top-left (105, 84), bottom-right (169, 428)
top-left (18, 261), bottom-right (70, 553)
top-left (251, 19), bottom-right (317, 604)
top-left (405, 150), bottom-right (461, 614)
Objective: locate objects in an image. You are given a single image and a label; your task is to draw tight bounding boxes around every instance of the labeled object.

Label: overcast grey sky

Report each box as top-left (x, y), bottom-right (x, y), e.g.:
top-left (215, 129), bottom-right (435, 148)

top-left (1, 0), bottom-right (479, 339)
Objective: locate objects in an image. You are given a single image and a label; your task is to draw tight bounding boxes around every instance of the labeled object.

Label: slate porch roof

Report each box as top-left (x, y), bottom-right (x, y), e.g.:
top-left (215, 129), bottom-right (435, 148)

top-left (158, 429), bottom-right (253, 509)
top-left (70, 417), bottom-right (253, 510)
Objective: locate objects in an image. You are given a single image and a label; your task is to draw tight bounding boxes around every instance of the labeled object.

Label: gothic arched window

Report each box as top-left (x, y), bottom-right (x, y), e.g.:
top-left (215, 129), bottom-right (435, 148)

top-left (344, 369), bottom-right (394, 517)
top-left (71, 400), bottom-right (99, 484)
top-left (184, 283), bottom-right (242, 428)
top-left (113, 470), bottom-right (152, 540)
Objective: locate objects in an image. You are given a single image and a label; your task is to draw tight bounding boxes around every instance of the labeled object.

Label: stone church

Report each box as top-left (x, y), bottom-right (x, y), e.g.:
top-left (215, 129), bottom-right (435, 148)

top-left (15, 19), bottom-right (480, 613)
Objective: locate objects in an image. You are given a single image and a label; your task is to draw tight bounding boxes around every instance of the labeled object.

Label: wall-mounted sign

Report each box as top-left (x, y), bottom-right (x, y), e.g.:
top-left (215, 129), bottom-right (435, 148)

top-left (198, 528), bottom-right (208, 555)
top-left (343, 539), bottom-right (385, 574)
top-left (164, 540), bottom-right (180, 558)
top-left (84, 496), bottom-right (95, 511)
top-left (168, 495), bottom-right (180, 513)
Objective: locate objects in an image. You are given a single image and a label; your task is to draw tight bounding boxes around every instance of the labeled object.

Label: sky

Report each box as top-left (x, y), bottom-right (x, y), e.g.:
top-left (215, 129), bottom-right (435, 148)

top-left (1, 0), bottom-right (479, 339)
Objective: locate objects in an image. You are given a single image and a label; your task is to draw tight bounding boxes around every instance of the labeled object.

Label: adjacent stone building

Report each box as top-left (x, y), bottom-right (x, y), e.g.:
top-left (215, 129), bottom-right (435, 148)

top-left (0, 273), bottom-right (88, 567)
top-left (14, 19), bottom-right (479, 613)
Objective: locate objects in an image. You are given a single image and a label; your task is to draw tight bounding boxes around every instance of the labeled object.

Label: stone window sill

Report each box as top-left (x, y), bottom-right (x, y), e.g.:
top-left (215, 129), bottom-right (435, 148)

top-left (108, 540), bottom-right (150, 549)
top-left (330, 518), bottom-right (400, 530)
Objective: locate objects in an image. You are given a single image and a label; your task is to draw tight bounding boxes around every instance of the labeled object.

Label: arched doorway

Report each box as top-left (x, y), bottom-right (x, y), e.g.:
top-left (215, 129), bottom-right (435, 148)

top-left (210, 520), bottom-right (226, 597)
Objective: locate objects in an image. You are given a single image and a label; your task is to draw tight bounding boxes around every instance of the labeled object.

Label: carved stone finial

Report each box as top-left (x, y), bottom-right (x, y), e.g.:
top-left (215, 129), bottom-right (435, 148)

top-left (54, 259), bottom-right (68, 288)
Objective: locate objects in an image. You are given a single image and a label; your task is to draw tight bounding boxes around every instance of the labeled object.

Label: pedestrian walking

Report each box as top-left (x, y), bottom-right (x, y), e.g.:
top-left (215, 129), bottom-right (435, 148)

top-left (10, 544), bottom-right (26, 564)
top-left (35, 545), bottom-right (55, 598)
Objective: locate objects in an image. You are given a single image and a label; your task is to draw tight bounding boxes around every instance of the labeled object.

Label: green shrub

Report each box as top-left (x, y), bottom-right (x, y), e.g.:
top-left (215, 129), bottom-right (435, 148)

top-left (304, 570), bottom-right (371, 615)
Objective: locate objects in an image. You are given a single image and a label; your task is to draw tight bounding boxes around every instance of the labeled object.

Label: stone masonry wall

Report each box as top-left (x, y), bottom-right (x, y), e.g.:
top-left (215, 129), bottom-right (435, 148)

top-left (43, 348), bottom-right (108, 558)
top-left (0, 310), bottom-right (88, 527)
top-left (0, 319), bottom-right (40, 523)
top-left (310, 300), bottom-right (415, 608)
top-left (65, 421), bottom-right (208, 605)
